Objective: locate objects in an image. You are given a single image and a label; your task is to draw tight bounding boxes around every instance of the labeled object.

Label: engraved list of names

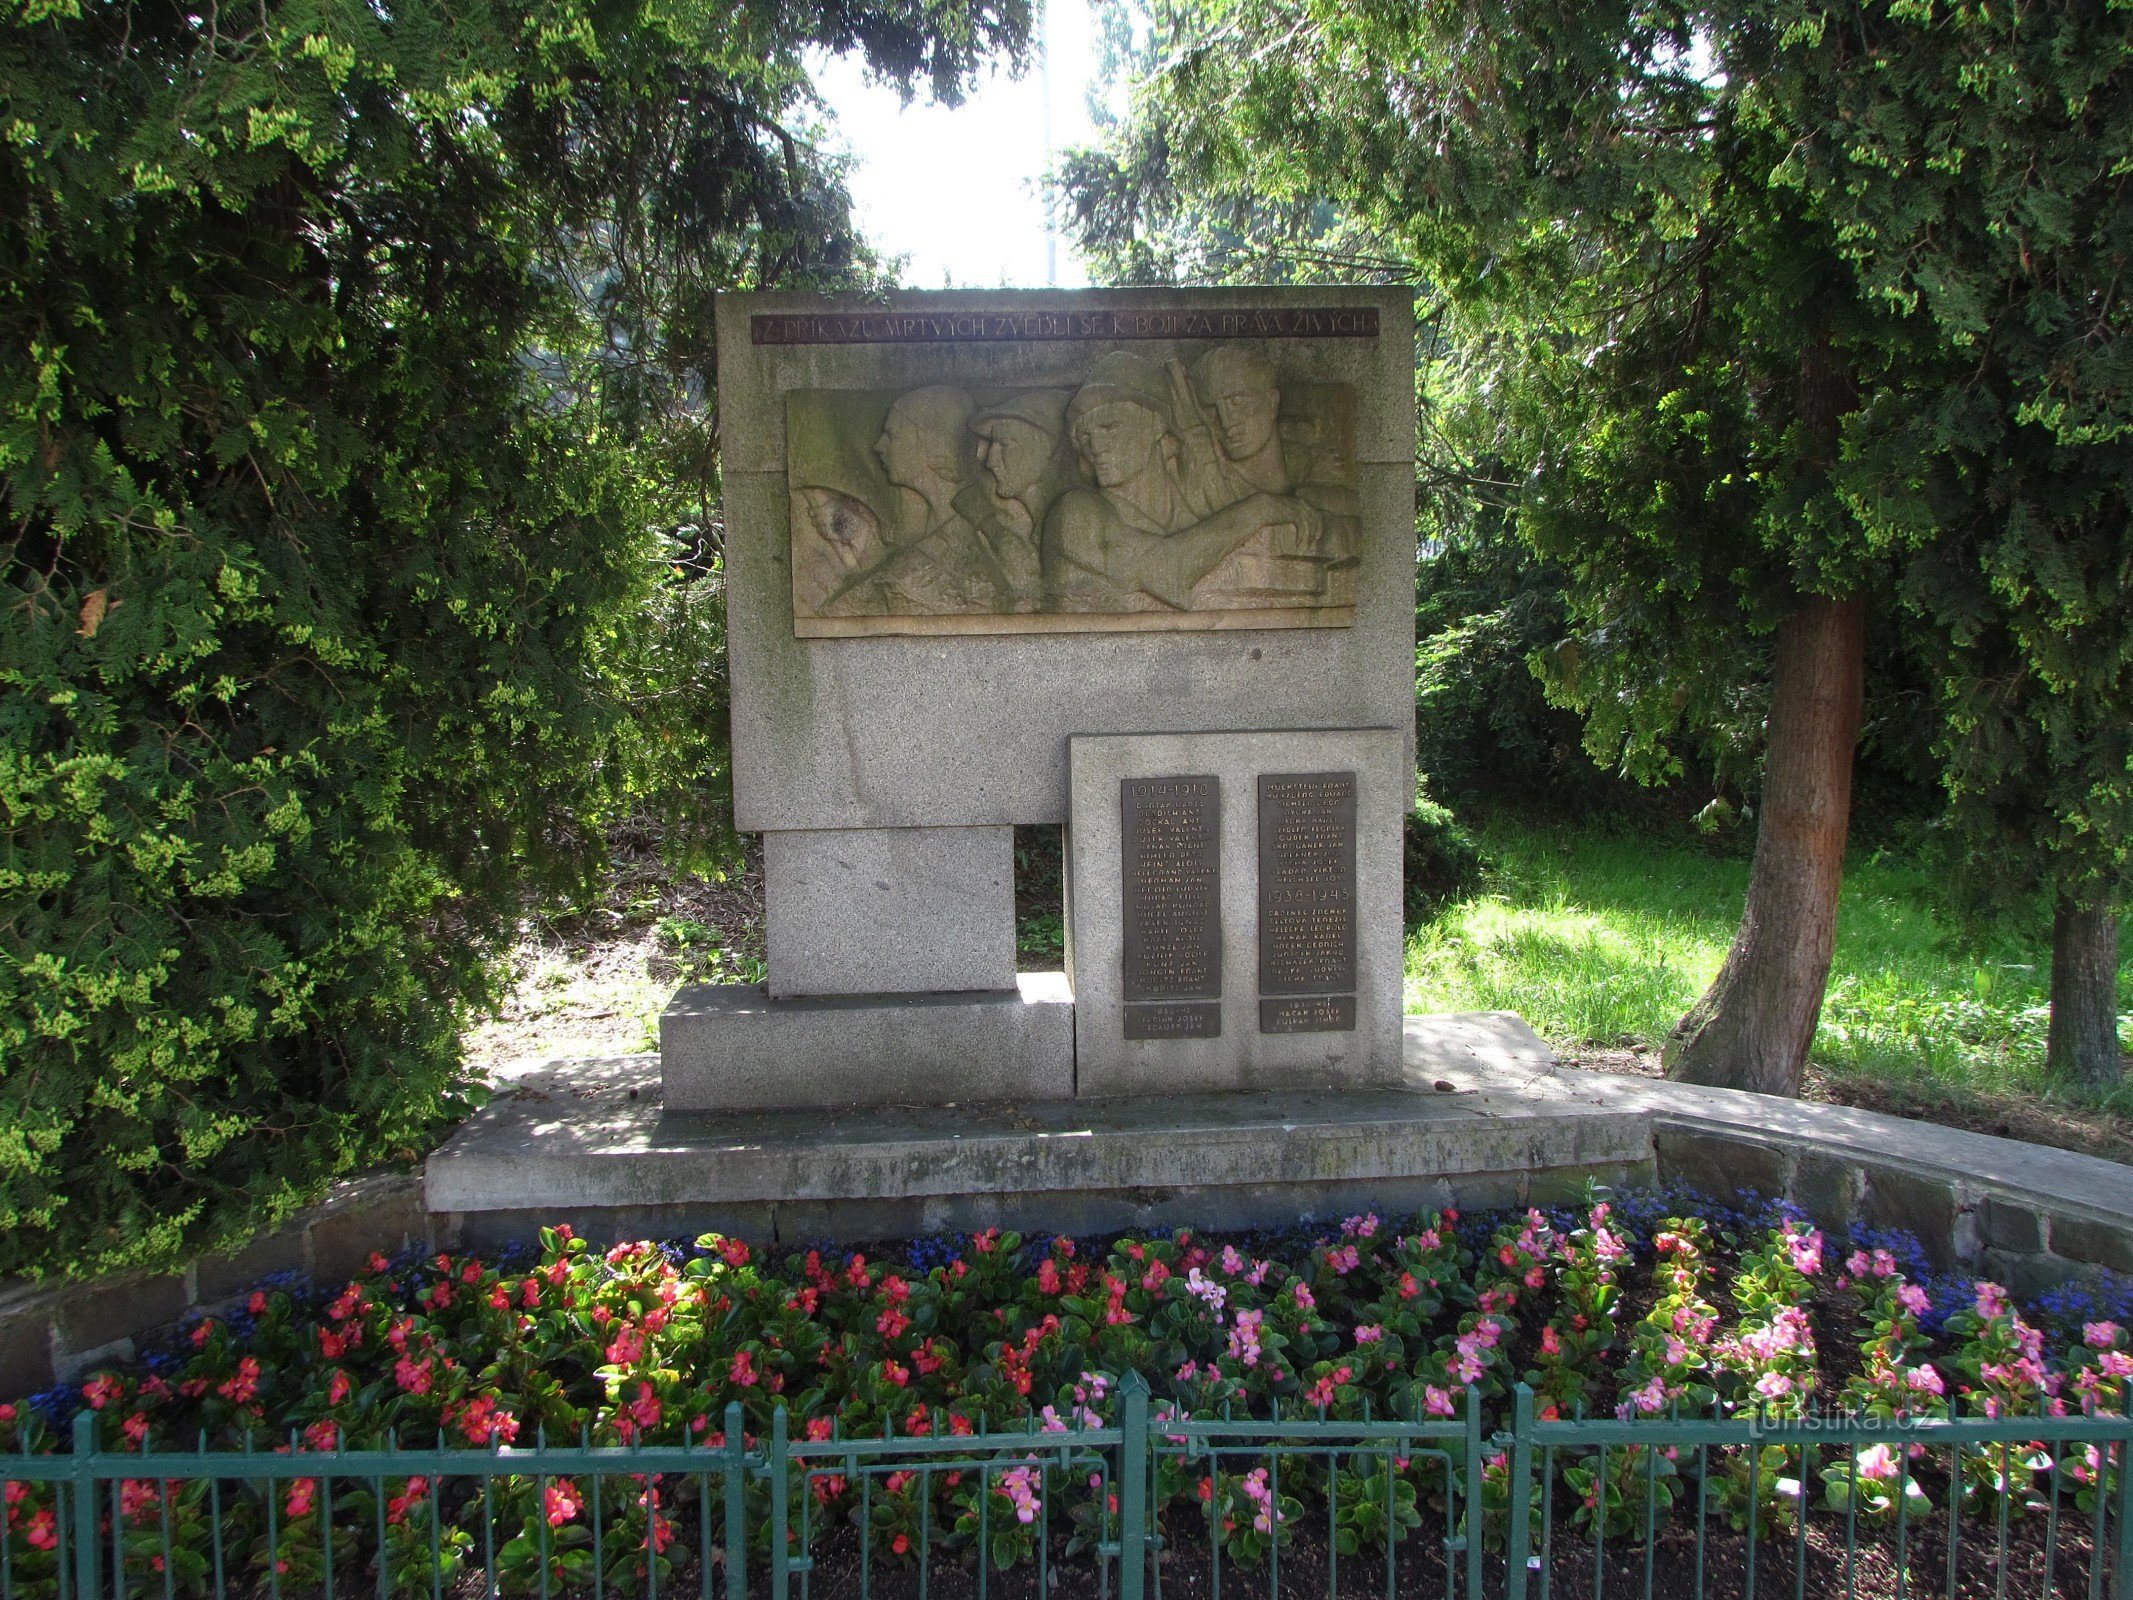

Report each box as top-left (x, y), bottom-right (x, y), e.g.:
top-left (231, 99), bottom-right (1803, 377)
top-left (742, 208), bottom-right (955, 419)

top-left (1257, 772), bottom-right (1358, 1033)
top-left (1120, 777), bottom-right (1222, 1040)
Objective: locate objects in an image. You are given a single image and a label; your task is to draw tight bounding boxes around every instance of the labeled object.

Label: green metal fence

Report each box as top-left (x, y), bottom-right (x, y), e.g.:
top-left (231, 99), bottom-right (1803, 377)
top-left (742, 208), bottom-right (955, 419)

top-left (13, 1378), bottom-right (2133, 1600)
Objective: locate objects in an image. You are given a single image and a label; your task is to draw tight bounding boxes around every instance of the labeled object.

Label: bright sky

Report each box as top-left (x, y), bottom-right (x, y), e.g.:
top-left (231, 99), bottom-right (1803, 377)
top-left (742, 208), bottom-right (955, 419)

top-left (808, 0), bottom-right (1103, 289)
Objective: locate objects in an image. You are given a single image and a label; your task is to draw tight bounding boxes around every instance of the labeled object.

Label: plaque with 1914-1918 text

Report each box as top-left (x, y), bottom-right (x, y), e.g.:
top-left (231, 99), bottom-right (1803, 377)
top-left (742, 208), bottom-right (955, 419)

top-left (1120, 776), bottom-right (1222, 1040)
top-left (1257, 771), bottom-right (1357, 1033)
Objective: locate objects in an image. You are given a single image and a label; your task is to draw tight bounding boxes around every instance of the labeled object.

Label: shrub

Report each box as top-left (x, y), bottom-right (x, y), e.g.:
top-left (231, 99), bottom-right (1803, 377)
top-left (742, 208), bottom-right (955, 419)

top-left (0, 0), bottom-right (1024, 1277)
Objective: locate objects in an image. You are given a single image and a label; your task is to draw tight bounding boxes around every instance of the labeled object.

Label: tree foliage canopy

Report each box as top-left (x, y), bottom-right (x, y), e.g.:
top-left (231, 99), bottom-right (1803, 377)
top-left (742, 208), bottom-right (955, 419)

top-left (0, 0), bottom-right (1026, 1276)
top-left (1063, 0), bottom-right (2130, 870)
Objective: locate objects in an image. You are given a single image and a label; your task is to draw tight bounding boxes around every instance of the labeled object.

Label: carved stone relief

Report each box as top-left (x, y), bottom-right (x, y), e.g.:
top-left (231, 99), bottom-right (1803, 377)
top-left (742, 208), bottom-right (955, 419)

top-left (786, 345), bottom-right (1360, 636)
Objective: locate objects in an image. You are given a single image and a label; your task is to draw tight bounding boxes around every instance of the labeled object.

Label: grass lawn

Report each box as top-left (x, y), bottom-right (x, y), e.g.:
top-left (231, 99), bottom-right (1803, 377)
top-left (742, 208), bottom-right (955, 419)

top-left (1405, 820), bottom-right (2133, 1151)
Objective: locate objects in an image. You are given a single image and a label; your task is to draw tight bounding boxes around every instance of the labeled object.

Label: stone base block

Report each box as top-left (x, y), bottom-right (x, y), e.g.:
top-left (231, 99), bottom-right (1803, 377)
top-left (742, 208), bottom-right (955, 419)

top-left (765, 825), bottom-right (1016, 998)
top-left (660, 972), bottom-right (1073, 1112)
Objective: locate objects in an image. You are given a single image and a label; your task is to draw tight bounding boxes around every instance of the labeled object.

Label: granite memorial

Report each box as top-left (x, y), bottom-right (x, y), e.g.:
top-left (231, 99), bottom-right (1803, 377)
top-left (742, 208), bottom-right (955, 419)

top-left (660, 288), bottom-right (1416, 1110)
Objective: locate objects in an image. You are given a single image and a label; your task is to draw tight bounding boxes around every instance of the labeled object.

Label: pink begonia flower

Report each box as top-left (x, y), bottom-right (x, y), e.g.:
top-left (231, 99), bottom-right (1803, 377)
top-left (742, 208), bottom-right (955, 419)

top-left (1185, 1269), bottom-right (1227, 1312)
top-left (546, 1481), bottom-right (583, 1526)
top-left (998, 1466), bottom-right (1041, 1525)
top-left (1754, 1371), bottom-right (1794, 1400)
top-left (1896, 1284), bottom-right (1930, 1317)
top-left (1785, 1227), bottom-right (1824, 1276)
top-left (1227, 1308), bottom-right (1265, 1368)
top-left (1624, 1376), bottom-right (1668, 1416)
top-left (2085, 1321), bottom-right (2124, 1350)
top-left (1854, 1443), bottom-right (1898, 1483)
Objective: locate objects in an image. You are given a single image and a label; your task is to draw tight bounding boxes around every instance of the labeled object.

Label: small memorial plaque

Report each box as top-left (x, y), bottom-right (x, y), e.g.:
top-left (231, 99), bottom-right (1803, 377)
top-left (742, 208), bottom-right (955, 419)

top-left (1125, 1001), bottom-right (1223, 1040)
top-left (1120, 776), bottom-right (1222, 1011)
top-left (1260, 995), bottom-right (1358, 1034)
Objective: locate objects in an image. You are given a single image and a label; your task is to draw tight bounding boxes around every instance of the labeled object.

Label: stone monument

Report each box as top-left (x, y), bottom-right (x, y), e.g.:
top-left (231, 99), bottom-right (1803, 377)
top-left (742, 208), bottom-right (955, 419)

top-left (429, 290), bottom-right (1646, 1246)
top-left (661, 288), bottom-right (1417, 1108)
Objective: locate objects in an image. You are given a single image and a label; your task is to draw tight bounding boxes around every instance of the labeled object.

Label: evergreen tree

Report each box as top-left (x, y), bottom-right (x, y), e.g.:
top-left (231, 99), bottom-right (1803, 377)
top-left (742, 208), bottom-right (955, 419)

top-left (1059, 0), bottom-right (2131, 1094)
top-left (1768, 0), bottom-right (2133, 1087)
top-left (0, 0), bottom-right (1027, 1275)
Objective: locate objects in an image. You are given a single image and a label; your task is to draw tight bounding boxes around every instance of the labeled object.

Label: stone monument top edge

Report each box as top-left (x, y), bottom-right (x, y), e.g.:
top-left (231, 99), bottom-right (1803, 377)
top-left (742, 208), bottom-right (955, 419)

top-left (716, 283), bottom-right (1419, 313)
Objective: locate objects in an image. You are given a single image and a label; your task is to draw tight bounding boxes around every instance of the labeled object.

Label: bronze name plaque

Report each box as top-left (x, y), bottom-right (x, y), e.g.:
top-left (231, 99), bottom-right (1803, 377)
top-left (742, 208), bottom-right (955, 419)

top-left (1260, 995), bottom-right (1358, 1034)
top-left (755, 307), bottom-right (1380, 345)
top-left (1257, 771), bottom-right (1357, 1032)
top-left (1121, 775), bottom-right (1221, 1040)
top-left (1126, 1000), bottom-right (1223, 1041)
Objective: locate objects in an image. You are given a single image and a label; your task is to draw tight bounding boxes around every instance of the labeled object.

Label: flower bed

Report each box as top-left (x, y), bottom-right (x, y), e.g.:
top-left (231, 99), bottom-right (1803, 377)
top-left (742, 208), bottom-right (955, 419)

top-left (7, 1193), bottom-right (2133, 1598)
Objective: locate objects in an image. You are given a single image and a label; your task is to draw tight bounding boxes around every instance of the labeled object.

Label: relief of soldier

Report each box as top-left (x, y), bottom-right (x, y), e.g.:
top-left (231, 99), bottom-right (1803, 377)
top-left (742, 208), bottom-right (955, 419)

top-left (787, 342), bottom-right (1359, 624)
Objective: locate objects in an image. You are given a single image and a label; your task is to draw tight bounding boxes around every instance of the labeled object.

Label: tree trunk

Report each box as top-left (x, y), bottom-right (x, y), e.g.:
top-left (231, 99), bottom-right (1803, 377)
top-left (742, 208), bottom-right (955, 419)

top-left (1665, 592), bottom-right (1866, 1094)
top-left (2048, 897), bottom-right (2122, 1090)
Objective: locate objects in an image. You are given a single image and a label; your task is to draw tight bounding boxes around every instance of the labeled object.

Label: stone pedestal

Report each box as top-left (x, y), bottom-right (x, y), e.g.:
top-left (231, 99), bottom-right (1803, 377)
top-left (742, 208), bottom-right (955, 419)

top-left (764, 826), bottom-right (1016, 997)
top-left (660, 972), bottom-right (1074, 1112)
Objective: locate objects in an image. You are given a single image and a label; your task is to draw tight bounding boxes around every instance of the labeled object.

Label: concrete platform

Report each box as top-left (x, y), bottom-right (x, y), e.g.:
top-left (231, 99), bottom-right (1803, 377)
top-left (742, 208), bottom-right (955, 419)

top-left (428, 1012), bottom-right (1654, 1248)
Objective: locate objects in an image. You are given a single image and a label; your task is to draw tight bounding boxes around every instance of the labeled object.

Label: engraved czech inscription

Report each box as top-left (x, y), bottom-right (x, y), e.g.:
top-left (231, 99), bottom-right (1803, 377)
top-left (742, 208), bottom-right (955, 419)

top-left (755, 306), bottom-right (1381, 345)
top-left (1121, 777), bottom-right (1222, 1041)
top-left (1257, 771), bottom-right (1357, 1032)
top-left (1125, 1001), bottom-right (1223, 1041)
top-left (1260, 995), bottom-right (1358, 1034)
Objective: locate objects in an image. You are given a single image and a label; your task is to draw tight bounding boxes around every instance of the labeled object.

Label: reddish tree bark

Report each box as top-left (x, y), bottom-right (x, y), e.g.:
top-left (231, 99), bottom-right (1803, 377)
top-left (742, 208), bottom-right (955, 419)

top-left (2048, 897), bottom-right (2123, 1090)
top-left (1665, 591), bottom-right (1866, 1094)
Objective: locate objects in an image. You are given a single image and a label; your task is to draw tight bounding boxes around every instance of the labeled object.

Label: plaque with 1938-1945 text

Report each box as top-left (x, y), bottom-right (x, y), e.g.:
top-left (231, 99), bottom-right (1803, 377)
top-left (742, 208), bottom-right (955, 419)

top-left (1257, 771), bottom-right (1358, 1033)
top-left (1120, 776), bottom-right (1222, 1040)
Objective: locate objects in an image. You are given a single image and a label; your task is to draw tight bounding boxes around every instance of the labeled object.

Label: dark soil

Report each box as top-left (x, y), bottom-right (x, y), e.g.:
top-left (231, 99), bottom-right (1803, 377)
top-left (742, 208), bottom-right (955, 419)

top-left (761, 1498), bottom-right (2102, 1600)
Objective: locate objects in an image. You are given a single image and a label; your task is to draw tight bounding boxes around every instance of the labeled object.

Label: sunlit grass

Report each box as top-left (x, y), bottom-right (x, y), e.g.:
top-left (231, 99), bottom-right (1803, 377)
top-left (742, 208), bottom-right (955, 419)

top-left (1405, 821), bottom-right (2129, 1098)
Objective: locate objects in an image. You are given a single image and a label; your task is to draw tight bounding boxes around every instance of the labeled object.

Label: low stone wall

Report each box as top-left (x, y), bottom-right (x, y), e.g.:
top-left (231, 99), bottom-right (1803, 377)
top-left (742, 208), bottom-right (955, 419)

top-left (1434, 1031), bottom-right (2133, 1297)
top-left (1644, 1104), bottom-right (2133, 1296)
top-left (7, 1017), bottom-right (2133, 1399)
top-left (0, 1174), bottom-right (431, 1395)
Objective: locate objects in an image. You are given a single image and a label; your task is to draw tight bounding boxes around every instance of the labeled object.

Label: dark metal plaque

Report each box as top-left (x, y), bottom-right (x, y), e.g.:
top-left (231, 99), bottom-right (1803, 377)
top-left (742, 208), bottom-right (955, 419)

top-left (1125, 1001), bottom-right (1223, 1041)
top-left (1257, 771), bottom-right (1358, 998)
top-left (1120, 775), bottom-right (1221, 1004)
top-left (1260, 995), bottom-right (1357, 1034)
top-left (754, 306), bottom-right (1380, 346)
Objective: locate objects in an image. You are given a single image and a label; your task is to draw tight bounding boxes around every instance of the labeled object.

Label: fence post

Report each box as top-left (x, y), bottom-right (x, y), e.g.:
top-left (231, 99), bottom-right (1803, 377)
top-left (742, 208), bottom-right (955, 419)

top-left (723, 1402), bottom-right (747, 1600)
top-left (768, 1405), bottom-right (789, 1600)
top-left (71, 1411), bottom-right (99, 1600)
top-left (1503, 1385), bottom-right (1537, 1600)
top-left (1462, 1389), bottom-right (1484, 1600)
top-left (1118, 1370), bottom-right (1149, 1600)
top-left (2115, 1418), bottom-right (2133, 1600)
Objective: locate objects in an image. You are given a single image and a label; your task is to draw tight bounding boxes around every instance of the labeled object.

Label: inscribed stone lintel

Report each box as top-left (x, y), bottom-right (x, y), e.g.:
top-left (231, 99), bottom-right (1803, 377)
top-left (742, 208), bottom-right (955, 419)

top-left (786, 341), bottom-right (1363, 637)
